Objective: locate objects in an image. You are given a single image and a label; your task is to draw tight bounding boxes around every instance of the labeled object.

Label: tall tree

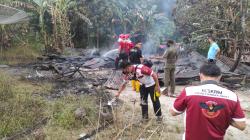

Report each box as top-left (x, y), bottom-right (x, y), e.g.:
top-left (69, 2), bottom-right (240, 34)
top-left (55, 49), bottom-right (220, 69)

top-left (174, 0), bottom-right (250, 71)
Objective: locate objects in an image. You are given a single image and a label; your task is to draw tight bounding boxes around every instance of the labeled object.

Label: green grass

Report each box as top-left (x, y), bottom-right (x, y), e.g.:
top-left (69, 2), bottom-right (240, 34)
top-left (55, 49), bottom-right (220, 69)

top-left (43, 95), bottom-right (98, 139)
top-left (0, 70), bottom-right (188, 140)
top-left (0, 33), bottom-right (44, 65)
top-left (0, 44), bottom-right (42, 65)
top-left (0, 71), bottom-right (99, 139)
top-left (0, 72), bottom-right (48, 138)
top-left (47, 95), bottom-right (97, 129)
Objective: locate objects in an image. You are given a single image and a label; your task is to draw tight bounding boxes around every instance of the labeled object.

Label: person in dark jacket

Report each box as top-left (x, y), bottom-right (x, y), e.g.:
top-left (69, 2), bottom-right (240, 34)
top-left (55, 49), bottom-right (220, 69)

top-left (129, 42), bottom-right (143, 65)
top-left (129, 42), bottom-right (143, 92)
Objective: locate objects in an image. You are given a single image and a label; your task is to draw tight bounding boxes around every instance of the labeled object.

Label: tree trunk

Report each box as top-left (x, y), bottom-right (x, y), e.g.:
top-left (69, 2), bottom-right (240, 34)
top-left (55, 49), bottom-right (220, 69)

top-left (0, 26), bottom-right (3, 55)
top-left (230, 40), bottom-right (242, 72)
top-left (229, 0), bottom-right (247, 72)
top-left (96, 28), bottom-right (99, 48)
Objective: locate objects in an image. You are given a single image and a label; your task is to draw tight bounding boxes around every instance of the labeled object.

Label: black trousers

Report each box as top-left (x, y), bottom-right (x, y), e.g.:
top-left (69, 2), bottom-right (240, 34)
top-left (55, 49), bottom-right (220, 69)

top-left (115, 53), bottom-right (128, 69)
top-left (208, 59), bottom-right (216, 64)
top-left (140, 84), bottom-right (162, 118)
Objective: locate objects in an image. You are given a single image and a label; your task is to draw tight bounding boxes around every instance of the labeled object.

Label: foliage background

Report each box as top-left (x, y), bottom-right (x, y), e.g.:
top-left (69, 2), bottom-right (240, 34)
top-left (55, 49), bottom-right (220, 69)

top-left (0, 0), bottom-right (177, 54)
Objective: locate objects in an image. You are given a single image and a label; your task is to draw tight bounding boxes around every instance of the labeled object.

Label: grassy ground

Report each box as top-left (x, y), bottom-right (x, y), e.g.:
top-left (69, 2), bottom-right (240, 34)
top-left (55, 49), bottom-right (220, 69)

top-left (0, 72), bottom-right (48, 138)
top-left (0, 34), bottom-right (43, 65)
top-left (0, 44), bottom-right (41, 65)
top-left (0, 71), bottom-right (100, 139)
top-left (0, 35), bottom-right (109, 139)
top-left (42, 95), bottom-right (98, 140)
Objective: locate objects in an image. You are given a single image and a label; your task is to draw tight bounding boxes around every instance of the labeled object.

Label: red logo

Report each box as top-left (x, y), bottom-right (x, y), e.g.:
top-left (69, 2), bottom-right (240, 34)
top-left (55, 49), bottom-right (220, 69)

top-left (199, 101), bottom-right (224, 118)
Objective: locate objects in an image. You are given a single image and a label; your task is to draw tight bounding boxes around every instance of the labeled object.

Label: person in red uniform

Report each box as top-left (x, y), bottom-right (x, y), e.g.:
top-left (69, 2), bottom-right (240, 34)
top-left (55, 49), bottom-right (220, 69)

top-left (118, 34), bottom-right (125, 43)
top-left (115, 34), bottom-right (134, 69)
top-left (124, 34), bottom-right (134, 53)
top-left (115, 61), bottom-right (162, 122)
top-left (115, 34), bottom-right (126, 69)
top-left (170, 63), bottom-right (246, 140)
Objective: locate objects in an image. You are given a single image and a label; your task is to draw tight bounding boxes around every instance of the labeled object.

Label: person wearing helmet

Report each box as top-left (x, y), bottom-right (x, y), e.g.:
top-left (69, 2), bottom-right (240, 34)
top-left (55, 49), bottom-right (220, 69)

top-left (115, 34), bottom-right (134, 69)
top-left (115, 34), bottom-right (127, 69)
top-left (124, 34), bottom-right (134, 53)
top-left (118, 34), bottom-right (125, 43)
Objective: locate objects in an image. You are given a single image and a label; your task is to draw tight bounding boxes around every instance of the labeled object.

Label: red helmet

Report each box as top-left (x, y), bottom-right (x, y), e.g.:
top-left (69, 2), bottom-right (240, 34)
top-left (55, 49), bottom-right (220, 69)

top-left (119, 34), bottom-right (125, 39)
top-left (124, 34), bottom-right (130, 39)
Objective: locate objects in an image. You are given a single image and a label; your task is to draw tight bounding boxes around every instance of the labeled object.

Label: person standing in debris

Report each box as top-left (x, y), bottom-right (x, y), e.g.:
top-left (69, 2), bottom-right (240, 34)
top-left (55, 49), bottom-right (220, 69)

top-left (115, 61), bottom-right (162, 122)
top-left (115, 34), bottom-right (126, 69)
top-left (115, 34), bottom-right (134, 69)
top-left (129, 42), bottom-right (143, 64)
top-left (124, 34), bottom-right (134, 51)
top-left (207, 36), bottom-right (220, 63)
top-left (163, 40), bottom-right (178, 97)
top-left (129, 42), bottom-right (143, 92)
top-left (170, 64), bottom-right (246, 140)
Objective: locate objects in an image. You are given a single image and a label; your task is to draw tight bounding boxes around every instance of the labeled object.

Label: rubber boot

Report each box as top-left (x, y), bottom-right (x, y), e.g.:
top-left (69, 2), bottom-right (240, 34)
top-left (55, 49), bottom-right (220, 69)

top-left (141, 104), bottom-right (149, 121)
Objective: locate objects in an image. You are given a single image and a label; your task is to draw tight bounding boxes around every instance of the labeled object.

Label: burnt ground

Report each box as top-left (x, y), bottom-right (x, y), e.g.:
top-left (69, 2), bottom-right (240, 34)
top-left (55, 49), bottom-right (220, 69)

top-left (1, 64), bottom-right (112, 99)
top-left (1, 49), bottom-right (250, 139)
top-left (1, 64), bottom-right (250, 140)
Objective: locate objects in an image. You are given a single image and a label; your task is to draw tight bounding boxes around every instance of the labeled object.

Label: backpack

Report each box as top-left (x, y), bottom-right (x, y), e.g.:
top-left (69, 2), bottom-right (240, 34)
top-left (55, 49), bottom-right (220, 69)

top-left (143, 59), bottom-right (153, 68)
top-left (127, 65), bottom-right (138, 80)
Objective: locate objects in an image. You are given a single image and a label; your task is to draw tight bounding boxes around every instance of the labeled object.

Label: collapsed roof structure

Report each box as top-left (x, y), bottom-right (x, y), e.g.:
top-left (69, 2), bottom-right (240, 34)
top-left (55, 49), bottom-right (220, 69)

top-left (34, 48), bottom-right (250, 90)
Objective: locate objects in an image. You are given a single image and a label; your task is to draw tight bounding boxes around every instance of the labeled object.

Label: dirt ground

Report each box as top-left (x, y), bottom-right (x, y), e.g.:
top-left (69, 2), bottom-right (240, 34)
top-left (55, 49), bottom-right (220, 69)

top-left (110, 84), bottom-right (250, 140)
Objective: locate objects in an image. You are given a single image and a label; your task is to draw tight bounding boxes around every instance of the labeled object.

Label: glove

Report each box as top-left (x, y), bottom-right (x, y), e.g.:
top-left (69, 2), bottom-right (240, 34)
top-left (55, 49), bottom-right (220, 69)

top-left (154, 91), bottom-right (161, 101)
top-left (155, 91), bottom-right (161, 97)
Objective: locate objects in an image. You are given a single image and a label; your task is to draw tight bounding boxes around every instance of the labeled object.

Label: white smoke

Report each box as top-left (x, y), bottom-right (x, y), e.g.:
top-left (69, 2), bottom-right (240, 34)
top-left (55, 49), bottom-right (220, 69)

top-left (162, 0), bottom-right (177, 16)
top-left (142, 0), bottom-right (176, 56)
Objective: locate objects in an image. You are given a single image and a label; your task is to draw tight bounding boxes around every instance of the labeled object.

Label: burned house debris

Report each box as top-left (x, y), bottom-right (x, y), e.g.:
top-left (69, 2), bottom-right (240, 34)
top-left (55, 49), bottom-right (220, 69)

top-left (34, 48), bottom-right (250, 90)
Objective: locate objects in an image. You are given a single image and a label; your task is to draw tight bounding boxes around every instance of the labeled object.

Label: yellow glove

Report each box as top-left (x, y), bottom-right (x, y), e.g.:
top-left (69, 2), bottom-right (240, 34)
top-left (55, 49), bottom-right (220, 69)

top-left (154, 91), bottom-right (161, 101)
top-left (155, 91), bottom-right (161, 97)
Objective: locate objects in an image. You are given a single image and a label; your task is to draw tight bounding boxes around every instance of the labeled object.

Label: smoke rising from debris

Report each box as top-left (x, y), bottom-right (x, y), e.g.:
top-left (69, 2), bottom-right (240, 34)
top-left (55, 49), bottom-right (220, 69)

top-left (109, 0), bottom-right (176, 57)
top-left (162, 0), bottom-right (177, 16)
top-left (142, 0), bottom-right (176, 56)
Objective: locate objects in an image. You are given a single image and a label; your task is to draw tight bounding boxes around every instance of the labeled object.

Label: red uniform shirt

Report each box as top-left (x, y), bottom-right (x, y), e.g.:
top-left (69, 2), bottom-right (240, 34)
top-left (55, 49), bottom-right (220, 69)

top-left (173, 81), bottom-right (245, 140)
top-left (119, 41), bottom-right (134, 55)
top-left (133, 64), bottom-right (155, 87)
top-left (124, 64), bottom-right (154, 87)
